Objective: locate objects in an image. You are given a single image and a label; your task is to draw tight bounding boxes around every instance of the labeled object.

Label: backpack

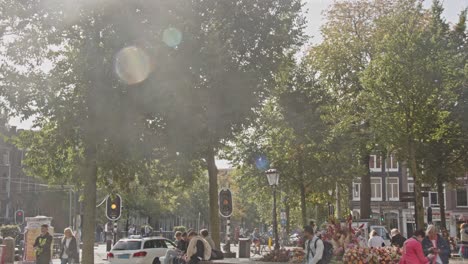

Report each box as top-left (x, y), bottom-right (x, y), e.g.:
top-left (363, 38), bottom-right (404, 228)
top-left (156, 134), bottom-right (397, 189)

top-left (307, 238), bottom-right (334, 264)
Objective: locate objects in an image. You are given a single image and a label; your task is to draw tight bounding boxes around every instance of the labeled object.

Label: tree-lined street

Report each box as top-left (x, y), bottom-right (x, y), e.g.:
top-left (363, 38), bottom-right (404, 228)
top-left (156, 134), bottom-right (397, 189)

top-left (0, 0), bottom-right (466, 263)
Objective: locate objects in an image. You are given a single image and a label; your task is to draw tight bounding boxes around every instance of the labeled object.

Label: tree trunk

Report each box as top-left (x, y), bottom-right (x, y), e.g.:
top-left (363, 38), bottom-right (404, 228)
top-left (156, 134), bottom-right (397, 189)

top-left (81, 144), bottom-right (98, 264)
top-left (437, 175), bottom-right (446, 229)
top-left (300, 183), bottom-right (307, 226)
top-left (409, 141), bottom-right (425, 229)
top-left (336, 183), bottom-right (341, 218)
top-left (285, 201), bottom-right (290, 236)
top-left (206, 147), bottom-right (220, 249)
top-left (360, 153), bottom-right (371, 219)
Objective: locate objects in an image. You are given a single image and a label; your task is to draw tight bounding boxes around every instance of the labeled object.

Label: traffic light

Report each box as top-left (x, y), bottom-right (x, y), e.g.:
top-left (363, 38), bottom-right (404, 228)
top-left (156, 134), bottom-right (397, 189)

top-left (427, 207), bottom-right (433, 224)
top-left (15, 210), bottom-right (24, 225)
top-left (219, 189), bottom-right (233, 217)
top-left (106, 194), bottom-right (122, 221)
top-left (380, 213), bottom-right (384, 222)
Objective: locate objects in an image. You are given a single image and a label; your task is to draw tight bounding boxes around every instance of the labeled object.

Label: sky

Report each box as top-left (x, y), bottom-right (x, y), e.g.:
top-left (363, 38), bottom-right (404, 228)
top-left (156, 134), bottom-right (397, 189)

top-left (8, 0), bottom-right (468, 169)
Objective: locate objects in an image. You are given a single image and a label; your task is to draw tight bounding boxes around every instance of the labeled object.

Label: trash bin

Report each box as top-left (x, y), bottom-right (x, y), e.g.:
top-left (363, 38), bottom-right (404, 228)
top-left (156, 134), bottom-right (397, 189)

top-left (238, 238), bottom-right (251, 258)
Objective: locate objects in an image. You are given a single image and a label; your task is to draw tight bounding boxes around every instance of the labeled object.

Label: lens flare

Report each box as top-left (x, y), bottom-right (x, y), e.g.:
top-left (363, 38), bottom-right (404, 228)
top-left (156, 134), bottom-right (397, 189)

top-left (255, 155), bottom-right (270, 171)
top-left (114, 46), bottom-right (152, 85)
top-left (162, 27), bottom-right (183, 47)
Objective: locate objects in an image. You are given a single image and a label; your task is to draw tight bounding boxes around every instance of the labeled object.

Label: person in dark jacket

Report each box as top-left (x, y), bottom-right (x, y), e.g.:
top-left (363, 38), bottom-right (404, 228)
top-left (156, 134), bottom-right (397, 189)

top-left (34, 224), bottom-right (53, 264)
top-left (390, 228), bottom-right (406, 248)
top-left (60, 227), bottom-right (79, 264)
top-left (422, 225), bottom-right (450, 264)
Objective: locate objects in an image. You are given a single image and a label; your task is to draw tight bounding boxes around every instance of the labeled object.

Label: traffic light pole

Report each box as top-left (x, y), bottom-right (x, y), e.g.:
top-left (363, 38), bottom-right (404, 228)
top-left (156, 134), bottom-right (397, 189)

top-left (113, 221), bottom-right (118, 245)
top-left (225, 217), bottom-right (231, 253)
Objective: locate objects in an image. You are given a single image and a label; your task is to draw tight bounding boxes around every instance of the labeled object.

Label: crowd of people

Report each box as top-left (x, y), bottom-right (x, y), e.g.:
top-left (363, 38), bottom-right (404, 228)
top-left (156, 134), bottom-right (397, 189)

top-left (163, 229), bottom-right (223, 264)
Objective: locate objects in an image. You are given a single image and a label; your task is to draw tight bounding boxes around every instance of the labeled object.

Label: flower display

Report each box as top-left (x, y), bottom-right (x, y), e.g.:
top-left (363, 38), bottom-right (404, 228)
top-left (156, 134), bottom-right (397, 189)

top-left (343, 246), bottom-right (402, 264)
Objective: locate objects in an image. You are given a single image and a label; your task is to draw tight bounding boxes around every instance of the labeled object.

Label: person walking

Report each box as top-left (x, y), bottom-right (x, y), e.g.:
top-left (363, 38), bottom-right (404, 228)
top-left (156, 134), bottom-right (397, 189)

top-left (368, 230), bottom-right (385, 248)
top-left (304, 225), bottom-right (324, 264)
top-left (422, 225), bottom-right (450, 264)
top-left (399, 229), bottom-right (430, 264)
top-left (60, 228), bottom-right (79, 264)
top-left (33, 224), bottom-right (53, 264)
top-left (460, 223), bottom-right (468, 258)
top-left (391, 228), bottom-right (407, 248)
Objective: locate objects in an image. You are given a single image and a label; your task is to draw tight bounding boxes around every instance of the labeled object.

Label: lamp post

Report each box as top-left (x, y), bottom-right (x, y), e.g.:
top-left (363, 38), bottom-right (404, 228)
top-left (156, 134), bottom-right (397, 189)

top-left (266, 169), bottom-right (280, 251)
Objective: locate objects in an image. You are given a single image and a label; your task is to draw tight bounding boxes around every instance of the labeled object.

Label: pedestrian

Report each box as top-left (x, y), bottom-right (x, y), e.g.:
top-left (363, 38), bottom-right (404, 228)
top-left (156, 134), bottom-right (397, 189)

top-left (460, 223), bottom-right (468, 258)
top-left (368, 230), bottom-right (385, 248)
top-left (309, 221), bottom-right (316, 233)
top-left (304, 225), bottom-right (323, 264)
top-left (144, 224), bottom-right (153, 237)
top-left (60, 228), bottom-right (79, 264)
top-left (422, 224), bottom-right (450, 264)
top-left (234, 226), bottom-right (240, 245)
top-left (95, 224), bottom-right (103, 243)
top-left (355, 230), bottom-right (367, 248)
top-left (33, 224), bottom-right (53, 264)
top-left (128, 224), bottom-right (135, 236)
top-left (399, 229), bottom-right (430, 264)
top-left (185, 231), bottom-right (212, 264)
top-left (390, 228), bottom-right (406, 248)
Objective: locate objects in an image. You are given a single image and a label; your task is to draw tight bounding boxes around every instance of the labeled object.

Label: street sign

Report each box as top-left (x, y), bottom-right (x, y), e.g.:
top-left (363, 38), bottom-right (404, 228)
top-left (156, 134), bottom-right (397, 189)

top-left (400, 192), bottom-right (415, 202)
top-left (219, 188), bottom-right (233, 218)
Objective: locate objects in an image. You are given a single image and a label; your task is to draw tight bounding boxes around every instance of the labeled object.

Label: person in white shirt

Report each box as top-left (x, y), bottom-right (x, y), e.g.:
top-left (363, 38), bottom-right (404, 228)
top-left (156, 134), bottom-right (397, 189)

top-left (368, 229), bottom-right (385, 248)
top-left (304, 226), bottom-right (324, 264)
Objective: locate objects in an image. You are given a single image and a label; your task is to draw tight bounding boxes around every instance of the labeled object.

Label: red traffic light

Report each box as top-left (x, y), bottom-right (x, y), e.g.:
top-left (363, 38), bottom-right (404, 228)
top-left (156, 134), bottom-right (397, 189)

top-left (15, 210), bottom-right (25, 224)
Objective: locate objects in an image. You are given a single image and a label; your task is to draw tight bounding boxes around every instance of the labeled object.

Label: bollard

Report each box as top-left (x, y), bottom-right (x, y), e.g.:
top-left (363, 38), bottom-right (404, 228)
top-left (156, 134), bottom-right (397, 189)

top-left (3, 237), bottom-right (15, 264)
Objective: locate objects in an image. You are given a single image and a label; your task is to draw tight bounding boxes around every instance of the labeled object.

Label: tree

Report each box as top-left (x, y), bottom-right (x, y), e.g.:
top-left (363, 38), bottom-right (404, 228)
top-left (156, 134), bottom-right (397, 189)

top-left (1, 1), bottom-right (188, 262)
top-left (360, 0), bottom-right (464, 228)
top-left (143, 0), bottom-right (306, 247)
top-left (309, 0), bottom-right (401, 219)
top-left (1, 1), bottom-right (306, 258)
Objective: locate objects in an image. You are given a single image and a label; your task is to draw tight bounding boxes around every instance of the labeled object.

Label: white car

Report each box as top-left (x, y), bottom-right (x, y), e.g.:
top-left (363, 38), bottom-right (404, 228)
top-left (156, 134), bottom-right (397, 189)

top-left (108, 236), bottom-right (177, 264)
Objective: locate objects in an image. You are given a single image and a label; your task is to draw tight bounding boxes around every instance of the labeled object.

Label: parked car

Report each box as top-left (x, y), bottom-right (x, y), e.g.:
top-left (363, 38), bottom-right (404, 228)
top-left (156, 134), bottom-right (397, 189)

top-left (107, 236), bottom-right (176, 264)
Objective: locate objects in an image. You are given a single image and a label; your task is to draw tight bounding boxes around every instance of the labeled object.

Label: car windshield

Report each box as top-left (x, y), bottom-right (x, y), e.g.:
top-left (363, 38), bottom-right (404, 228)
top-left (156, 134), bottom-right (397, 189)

top-left (113, 241), bottom-right (141, 250)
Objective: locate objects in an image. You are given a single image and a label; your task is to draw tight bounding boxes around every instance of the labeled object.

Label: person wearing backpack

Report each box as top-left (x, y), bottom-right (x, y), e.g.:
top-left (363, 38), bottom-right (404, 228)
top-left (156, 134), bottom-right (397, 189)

top-left (304, 226), bottom-right (323, 264)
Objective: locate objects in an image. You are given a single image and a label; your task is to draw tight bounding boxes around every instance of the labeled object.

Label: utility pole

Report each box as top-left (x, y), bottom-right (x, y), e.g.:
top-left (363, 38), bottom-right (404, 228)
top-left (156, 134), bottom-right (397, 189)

top-left (6, 149), bottom-right (11, 221)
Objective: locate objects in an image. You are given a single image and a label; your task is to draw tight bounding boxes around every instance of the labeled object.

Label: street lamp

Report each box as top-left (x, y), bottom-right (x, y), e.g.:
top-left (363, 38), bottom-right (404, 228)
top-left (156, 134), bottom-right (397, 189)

top-left (328, 189), bottom-right (334, 217)
top-left (265, 169), bottom-right (280, 251)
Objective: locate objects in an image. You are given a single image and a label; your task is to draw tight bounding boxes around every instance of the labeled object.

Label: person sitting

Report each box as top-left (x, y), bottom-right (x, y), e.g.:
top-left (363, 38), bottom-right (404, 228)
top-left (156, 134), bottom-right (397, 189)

top-left (390, 228), bottom-right (406, 248)
top-left (175, 231), bottom-right (187, 253)
top-left (185, 231), bottom-right (212, 264)
top-left (200, 229), bottom-right (215, 250)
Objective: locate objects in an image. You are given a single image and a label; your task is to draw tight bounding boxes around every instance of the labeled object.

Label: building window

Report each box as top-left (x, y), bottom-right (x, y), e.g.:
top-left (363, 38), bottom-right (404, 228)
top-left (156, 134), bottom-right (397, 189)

top-left (2, 151), bottom-right (8, 166)
top-left (369, 155), bottom-right (382, 172)
top-left (371, 178), bottom-right (382, 201)
top-left (386, 178), bottom-right (399, 201)
top-left (408, 183), bottom-right (414, 208)
top-left (353, 183), bottom-right (361, 201)
top-left (429, 192), bottom-right (439, 207)
top-left (456, 189), bottom-right (468, 207)
top-left (386, 154), bottom-right (399, 171)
